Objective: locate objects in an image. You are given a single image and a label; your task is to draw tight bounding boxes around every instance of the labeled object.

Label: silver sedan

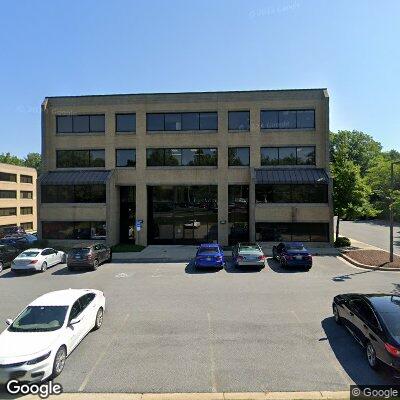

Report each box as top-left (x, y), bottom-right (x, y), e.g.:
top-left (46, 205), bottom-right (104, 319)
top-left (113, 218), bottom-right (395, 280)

top-left (232, 242), bottom-right (266, 268)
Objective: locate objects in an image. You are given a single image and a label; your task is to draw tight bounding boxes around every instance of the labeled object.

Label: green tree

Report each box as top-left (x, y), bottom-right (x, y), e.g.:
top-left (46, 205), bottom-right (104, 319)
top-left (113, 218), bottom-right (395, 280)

top-left (330, 130), bottom-right (382, 176)
top-left (23, 152), bottom-right (42, 173)
top-left (332, 157), bottom-right (377, 240)
top-left (0, 152), bottom-right (23, 166)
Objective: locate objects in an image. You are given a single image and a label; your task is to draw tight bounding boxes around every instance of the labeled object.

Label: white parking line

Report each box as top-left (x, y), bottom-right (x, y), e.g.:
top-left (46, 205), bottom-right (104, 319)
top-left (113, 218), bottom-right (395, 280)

top-left (78, 313), bottom-right (130, 392)
top-left (207, 312), bottom-right (218, 393)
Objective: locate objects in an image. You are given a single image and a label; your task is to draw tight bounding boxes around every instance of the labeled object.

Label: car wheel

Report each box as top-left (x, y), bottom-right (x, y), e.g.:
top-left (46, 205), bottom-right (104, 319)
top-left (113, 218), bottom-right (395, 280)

top-left (52, 346), bottom-right (67, 378)
top-left (92, 259), bottom-right (99, 271)
top-left (41, 262), bottom-right (47, 272)
top-left (93, 307), bottom-right (104, 330)
top-left (333, 304), bottom-right (342, 325)
top-left (366, 342), bottom-right (379, 370)
top-left (0, 261), bottom-right (3, 273)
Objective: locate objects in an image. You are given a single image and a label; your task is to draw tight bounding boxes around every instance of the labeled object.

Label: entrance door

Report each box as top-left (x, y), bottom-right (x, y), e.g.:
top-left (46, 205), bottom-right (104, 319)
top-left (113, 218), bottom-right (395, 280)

top-left (120, 187), bottom-right (136, 243)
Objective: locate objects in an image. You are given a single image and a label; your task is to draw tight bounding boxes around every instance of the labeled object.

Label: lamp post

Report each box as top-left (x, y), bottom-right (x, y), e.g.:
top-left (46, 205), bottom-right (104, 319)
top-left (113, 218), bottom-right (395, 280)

top-left (390, 161), bottom-right (400, 262)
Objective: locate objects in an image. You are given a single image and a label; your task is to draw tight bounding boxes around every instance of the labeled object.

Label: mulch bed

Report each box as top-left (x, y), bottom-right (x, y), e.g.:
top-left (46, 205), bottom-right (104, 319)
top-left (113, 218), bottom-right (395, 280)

top-left (343, 249), bottom-right (400, 269)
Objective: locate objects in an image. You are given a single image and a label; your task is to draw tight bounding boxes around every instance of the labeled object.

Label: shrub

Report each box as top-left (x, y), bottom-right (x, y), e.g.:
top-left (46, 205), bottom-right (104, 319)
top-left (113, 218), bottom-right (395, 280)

top-left (335, 237), bottom-right (351, 247)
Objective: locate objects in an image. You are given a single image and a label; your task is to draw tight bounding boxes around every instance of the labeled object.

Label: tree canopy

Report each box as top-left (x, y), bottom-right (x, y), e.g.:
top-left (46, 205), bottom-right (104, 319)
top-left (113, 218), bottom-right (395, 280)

top-left (0, 152), bottom-right (42, 173)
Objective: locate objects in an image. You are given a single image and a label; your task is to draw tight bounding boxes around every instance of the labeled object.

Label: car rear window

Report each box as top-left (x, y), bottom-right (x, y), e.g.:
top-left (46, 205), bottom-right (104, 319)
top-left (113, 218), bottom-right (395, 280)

top-left (70, 248), bottom-right (90, 255)
top-left (198, 247), bottom-right (219, 254)
top-left (380, 312), bottom-right (400, 336)
top-left (286, 244), bottom-right (305, 251)
top-left (20, 251), bottom-right (40, 258)
top-left (240, 245), bottom-right (260, 251)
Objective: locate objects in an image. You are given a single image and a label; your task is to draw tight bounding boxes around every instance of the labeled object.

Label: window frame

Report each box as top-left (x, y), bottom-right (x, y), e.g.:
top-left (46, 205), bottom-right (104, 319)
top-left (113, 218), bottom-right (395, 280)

top-left (56, 114), bottom-right (105, 134)
top-left (146, 148), bottom-right (218, 167)
top-left (228, 111), bottom-right (250, 132)
top-left (115, 113), bottom-right (136, 133)
top-left (56, 149), bottom-right (105, 168)
top-left (260, 109), bottom-right (315, 130)
top-left (20, 191), bottom-right (33, 200)
top-left (20, 175), bottom-right (33, 184)
top-left (260, 146), bottom-right (316, 166)
top-left (115, 149), bottom-right (136, 168)
top-left (147, 112), bottom-right (218, 132)
top-left (228, 147), bottom-right (250, 166)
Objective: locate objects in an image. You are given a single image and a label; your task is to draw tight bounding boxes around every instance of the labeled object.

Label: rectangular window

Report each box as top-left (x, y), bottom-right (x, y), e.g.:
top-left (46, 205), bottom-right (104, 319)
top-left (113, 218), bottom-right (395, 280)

top-left (0, 190), bottom-right (17, 199)
top-left (147, 112), bottom-right (218, 132)
top-left (56, 150), bottom-right (105, 168)
top-left (260, 109), bottom-right (315, 130)
top-left (255, 184), bottom-right (328, 203)
top-left (255, 222), bottom-right (329, 242)
top-left (228, 147), bottom-right (250, 166)
top-left (0, 207), bottom-right (17, 216)
top-left (0, 172), bottom-right (17, 182)
top-left (116, 113), bottom-right (136, 132)
top-left (56, 115), bottom-right (105, 134)
top-left (20, 191), bottom-right (33, 199)
top-left (147, 148), bottom-right (217, 167)
top-left (228, 111), bottom-right (250, 131)
top-left (260, 146), bottom-right (316, 166)
top-left (20, 175), bottom-right (33, 184)
top-left (20, 207), bottom-right (33, 215)
top-left (20, 222), bottom-right (33, 230)
top-left (116, 149), bottom-right (136, 167)
top-left (42, 221), bottom-right (106, 240)
top-left (41, 184), bottom-right (106, 203)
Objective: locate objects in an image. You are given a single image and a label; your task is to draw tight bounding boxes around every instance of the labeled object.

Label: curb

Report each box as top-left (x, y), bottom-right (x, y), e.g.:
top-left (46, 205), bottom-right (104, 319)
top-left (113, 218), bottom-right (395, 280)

top-left (340, 252), bottom-right (400, 272)
top-left (19, 391), bottom-right (350, 400)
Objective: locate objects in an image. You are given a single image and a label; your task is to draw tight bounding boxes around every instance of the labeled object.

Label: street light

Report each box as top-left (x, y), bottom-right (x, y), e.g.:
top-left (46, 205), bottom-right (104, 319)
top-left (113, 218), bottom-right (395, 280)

top-left (390, 161), bottom-right (400, 262)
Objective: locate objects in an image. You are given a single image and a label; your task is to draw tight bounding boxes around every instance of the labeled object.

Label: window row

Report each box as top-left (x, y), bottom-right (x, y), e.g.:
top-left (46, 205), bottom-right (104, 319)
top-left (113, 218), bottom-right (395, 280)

top-left (0, 173), bottom-right (33, 184)
top-left (146, 148), bottom-right (218, 167)
top-left (261, 146), bottom-right (315, 166)
top-left (55, 147), bottom-right (317, 168)
top-left (255, 222), bottom-right (329, 242)
top-left (21, 222), bottom-right (33, 230)
top-left (255, 184), bottom-right (328, 203)
top-left (42, 221), bottom-right (106, 240)
top-left (0, 207), bottom-right (33, 216)
top-left (0, 190), bottom-right (33, 199)
top-left (56, 109), bottom-right (315, 134)
top-left (41, 185), bottom-right (106, 203)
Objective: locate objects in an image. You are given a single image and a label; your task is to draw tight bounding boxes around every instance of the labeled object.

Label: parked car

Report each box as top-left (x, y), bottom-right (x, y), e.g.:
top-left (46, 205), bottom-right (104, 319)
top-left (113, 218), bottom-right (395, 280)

top-left (0, 289), bottom-right (105, 383)
top-left (333, 293), bottom-right (400, 372)
top-left (272, 242), bottom-right (312, 270)
top-left (232, 242), bottom-right (266, 268)
top-left (11, 248), bottom-right (66, 273)
top-left (67, 243), bottom-right (112, 271)
top-left (0, 245), bottom-right (20, 272)
top-left (0, 234), bottom-right (37, 250)
top-left (194, 243), bottom-right (225, 269)
top-left (0, 226), bottom-right (26, 238)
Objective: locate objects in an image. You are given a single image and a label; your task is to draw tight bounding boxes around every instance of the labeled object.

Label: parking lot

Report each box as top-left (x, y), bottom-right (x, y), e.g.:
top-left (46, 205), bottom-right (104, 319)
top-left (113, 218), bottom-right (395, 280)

top-left (0, 255), bottom-right (399, 393)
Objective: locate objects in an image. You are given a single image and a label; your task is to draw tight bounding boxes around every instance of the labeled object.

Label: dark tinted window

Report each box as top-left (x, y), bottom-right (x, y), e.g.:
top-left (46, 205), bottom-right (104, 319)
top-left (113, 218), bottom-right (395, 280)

top-left (256, 222), bottom-right (329, 242)
top-left (56, 116), bottom-right (73, 133)
top-left (255, 184), bottom-right (327, 203)
top-left (260, 111), bottom-right (279, 129)
top-left (199, 112), bottom-right (218, 130)
top-left (0, 172), bottom-right (17, 182)
top-left (228, 147), bottom-right (250, 166)
top-left (146, 149), bottom-right (164, 166)
top-left (380, 312), bottom-right (400, 336)
top-left (69, 300), bottom-right (82, 322)
top-left (261, 109), bottom-right (315, 130)
top-left (20, 191), bottom-right (33, 199)
top-left (20, 222), bottom-right (33, 230)
top-left (42, 221), bottom-right (106, 240)
top-left (56, 150), bottom-right (105, 168)
top-left (89, 115), bottom-right (105, 132)
top-left (279, 111), bottom-right (296, 129)
top-left (20, 175), bottom-right (33, 184)
top-left (116, 113), bottom-right (136, 132)
top-left (116, 149), bottom-right (136, 167)
top-left (147, 114), bottom-right (164, 131)
top-left (56, 115), bottom-right (105, 134)
top-left (147, 148), bottom-right (217, 166)
top-left (164, 113), bottom-right (181, 131)
top-left (228, 111), bottom-right (250, 131)
top-left (20, 207), bottom-right (33, 215)
top-left (90, 150), bottom-right (106, 167)
top-left (296, 147), bottom-right (316, 165)
top-left (260, 147), bottom-right (315, 166)
top-left (0, 208), bottom-right (17, 216)
top-left (164, 149), bottom-right (181, 166)
top-left (181, 113), bottom-right (199, 130)
top-left (279, 147), bottom-right (296, 165)
top-left (0, 190), bottom-right (17, 199)
top-left (260, 148), bottom-right (279, 166)
top-left (297, 110), bottom-right (315, 128)
top-left (198, 247), bottom-right (219, 254)
top-left (73, 115), bottom-right (90, 133)
top-left (79, 293), bottom-right (95, 310)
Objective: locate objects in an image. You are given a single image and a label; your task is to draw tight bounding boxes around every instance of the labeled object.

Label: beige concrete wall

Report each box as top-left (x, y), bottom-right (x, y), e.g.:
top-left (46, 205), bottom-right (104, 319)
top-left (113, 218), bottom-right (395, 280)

top-left (0, 163), bottom-right (37, 232)
top-left (41, 89), bottom-right (332, 246)
top-left (255, 204), bottom-right (331, 222)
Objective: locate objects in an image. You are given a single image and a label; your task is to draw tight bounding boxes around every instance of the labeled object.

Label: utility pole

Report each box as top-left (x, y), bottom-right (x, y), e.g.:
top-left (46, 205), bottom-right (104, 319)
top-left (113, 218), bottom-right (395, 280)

top-left (390, 161), bottom-right (400, 262)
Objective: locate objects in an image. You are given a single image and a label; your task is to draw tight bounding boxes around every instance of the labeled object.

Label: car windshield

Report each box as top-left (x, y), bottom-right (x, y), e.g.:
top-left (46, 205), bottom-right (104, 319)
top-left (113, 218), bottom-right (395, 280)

top-left (240, 244), bottom-right (260, 252)
top-left (19, 251), bottom-right (39, 258)
top-left (286, 244), bottom-right (306, 251)
top-left (9, 306), bottom-right (68, 332)
top-left (198, 247), bottom-right (219, 254)
top-left (70, 248), bottom-right (90, 255)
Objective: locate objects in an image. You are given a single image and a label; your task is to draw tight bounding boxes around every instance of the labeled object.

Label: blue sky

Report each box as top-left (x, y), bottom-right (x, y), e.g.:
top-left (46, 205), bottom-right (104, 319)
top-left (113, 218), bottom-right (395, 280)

top-left (0, 0), bottom-right (398, 157)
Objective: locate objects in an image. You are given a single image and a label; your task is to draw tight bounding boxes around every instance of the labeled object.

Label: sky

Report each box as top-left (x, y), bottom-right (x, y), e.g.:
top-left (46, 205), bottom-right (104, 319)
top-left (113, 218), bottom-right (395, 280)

top-left (0, 0), bottom-right (399, 157)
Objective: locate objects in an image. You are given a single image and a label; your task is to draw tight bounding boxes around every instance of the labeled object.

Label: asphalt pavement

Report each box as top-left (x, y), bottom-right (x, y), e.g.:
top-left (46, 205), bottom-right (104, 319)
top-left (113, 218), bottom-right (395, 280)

top-left (0, 256), bottom-right (399, 394)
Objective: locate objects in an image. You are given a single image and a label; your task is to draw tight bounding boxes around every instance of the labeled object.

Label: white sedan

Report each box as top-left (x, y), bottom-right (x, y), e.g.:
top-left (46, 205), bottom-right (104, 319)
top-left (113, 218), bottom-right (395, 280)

top-left (11, 248), bottom-right (66, 273)
top-left (0, 289), bottom-right (105, 383)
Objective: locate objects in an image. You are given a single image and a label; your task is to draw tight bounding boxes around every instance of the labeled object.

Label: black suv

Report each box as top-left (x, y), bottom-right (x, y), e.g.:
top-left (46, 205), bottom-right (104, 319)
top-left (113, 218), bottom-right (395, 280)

top-left (67, 243), bottom-right (112, 271)
top-left (0, 245), bottom-right (20, 272)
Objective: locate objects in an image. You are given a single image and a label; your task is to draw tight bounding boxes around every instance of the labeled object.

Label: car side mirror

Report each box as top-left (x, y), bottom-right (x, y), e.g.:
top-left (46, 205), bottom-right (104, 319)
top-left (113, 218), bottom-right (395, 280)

top-left (69, 317), bottom-right (80, 326)
top-left (5, 319), bottom-right (12, 326)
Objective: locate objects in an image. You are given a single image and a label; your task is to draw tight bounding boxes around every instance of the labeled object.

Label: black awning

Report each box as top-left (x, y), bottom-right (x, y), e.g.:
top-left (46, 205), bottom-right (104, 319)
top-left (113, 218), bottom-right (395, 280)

top-left (40, 170), bottom-right (111, 185)
top-left (255, 168), bottom-right (329, 184)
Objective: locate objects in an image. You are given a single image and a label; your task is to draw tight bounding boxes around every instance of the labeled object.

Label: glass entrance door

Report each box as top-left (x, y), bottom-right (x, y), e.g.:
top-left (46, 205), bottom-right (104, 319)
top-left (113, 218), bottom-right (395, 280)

top-left (120, 186), bottom-right (136, 243)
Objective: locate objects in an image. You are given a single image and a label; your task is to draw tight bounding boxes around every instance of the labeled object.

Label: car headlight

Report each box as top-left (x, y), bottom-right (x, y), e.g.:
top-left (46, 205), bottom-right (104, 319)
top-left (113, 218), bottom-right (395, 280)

top-left (26, 351), bottom-right (51, 365)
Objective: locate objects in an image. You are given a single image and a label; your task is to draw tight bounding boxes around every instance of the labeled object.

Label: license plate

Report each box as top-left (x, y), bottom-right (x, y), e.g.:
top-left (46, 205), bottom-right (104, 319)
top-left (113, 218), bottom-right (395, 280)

top-left (75, 256), bottom-right (81, 259)
top-left (207, 257), bottom-right (211, 261)
top-left (295, 255), bottom-right (302, 260)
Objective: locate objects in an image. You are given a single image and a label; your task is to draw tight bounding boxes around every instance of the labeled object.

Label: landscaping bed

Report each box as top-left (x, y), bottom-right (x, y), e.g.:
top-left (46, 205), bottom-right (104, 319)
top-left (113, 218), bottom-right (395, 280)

top-left (343, 249), bottom-right (400, 269)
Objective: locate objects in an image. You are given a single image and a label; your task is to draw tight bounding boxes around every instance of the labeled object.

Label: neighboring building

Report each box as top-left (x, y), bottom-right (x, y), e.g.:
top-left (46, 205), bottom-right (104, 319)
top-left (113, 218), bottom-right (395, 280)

top-left (0, 163), bottom-right (37, 234)
top-left (39, 89), bottom-right (333, 246)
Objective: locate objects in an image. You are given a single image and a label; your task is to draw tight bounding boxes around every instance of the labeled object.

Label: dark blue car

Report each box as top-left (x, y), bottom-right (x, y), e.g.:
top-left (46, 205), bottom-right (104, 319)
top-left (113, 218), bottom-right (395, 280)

top-left (272, 242), bottom-right (313, 270)
top-left (194, 243), bottom-right (225, 269)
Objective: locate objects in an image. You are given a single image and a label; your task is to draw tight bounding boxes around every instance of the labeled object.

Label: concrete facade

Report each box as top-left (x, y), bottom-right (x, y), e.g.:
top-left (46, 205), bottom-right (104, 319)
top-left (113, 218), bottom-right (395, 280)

top-left (0, 163), bottom-right (37, 233)
top-left (39, 89), bottom-right (333, 246)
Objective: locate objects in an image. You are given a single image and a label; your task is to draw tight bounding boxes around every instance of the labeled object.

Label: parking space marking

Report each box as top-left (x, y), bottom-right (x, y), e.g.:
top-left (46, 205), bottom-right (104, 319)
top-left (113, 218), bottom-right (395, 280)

top-left (78, 313), bottom-right (130, 392)
top-left (207, 312), bottom-right (218, 393)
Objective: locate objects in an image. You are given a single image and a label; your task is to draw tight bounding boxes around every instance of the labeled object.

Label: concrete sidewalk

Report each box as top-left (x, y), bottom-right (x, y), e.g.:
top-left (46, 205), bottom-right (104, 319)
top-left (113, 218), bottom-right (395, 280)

top-left (112, 244), bottom-right (339, 262)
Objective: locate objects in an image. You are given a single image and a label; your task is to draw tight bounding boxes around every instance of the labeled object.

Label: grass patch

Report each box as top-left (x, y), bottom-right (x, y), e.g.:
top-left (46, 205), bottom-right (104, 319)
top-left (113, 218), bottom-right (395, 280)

top-left (111, 243), bottom-right (146, 253)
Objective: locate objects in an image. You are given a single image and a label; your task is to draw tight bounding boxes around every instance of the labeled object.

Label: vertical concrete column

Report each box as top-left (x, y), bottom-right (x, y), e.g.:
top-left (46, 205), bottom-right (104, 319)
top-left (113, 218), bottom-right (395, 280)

top-left (249, 168), bottom-right (256, 242)
top-left (106, 172), bottom-right (119, 246)
top-left (105, 111), bottom-right (115, 170)
top-left (218, 108), bottom-right (229, 245)
top-left (135, 109), bottom-right (148, 246)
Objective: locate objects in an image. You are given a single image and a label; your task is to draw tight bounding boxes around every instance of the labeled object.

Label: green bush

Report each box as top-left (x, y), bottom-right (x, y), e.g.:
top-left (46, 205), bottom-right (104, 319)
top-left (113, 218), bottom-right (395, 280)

top-left (334, 237), bottom-right (351, 247)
